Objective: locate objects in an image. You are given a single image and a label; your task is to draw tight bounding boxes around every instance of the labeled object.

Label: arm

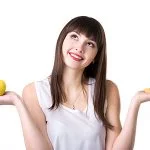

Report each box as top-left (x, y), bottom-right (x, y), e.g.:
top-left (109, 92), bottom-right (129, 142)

top-left (105, 80), bottom-right (150, 150)
top-left (105, 80), bottom-right (122, 150)
top-left (19, 82), bottom-right (53, 150)
top-left (0, 83), bottom-right (53, 150)
top-left (111, 98), bottom-right (139, 150)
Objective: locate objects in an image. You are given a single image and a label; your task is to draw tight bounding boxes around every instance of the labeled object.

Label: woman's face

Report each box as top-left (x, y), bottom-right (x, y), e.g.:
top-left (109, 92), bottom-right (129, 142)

top-left (62, 31), bottom-right (98, 70)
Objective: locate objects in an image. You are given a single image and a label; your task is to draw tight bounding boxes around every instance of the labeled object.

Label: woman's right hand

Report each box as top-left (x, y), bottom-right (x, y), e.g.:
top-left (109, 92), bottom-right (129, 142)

top-left (0, 91), bottom-right (21, 105)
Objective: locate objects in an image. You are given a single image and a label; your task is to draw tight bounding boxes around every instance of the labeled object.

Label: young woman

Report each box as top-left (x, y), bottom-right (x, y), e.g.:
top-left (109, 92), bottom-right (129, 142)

top-left (0, 16), bottom-right (150, 150)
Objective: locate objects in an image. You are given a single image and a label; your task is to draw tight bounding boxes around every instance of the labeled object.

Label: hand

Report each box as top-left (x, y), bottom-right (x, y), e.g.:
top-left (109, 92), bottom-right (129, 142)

top-left (132, 91), bottom-right (150, 105)
top-left (0, 91), bottom-right (21, 105)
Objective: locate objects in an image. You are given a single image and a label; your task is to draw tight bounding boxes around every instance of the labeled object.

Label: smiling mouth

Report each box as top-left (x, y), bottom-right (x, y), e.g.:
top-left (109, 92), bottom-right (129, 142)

top-left (68, 52), bottom-right (84, 61)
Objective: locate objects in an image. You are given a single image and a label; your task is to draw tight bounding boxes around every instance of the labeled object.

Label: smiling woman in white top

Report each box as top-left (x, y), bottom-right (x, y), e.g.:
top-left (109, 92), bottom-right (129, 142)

top-left (0, 16), bottom-right (150, 150)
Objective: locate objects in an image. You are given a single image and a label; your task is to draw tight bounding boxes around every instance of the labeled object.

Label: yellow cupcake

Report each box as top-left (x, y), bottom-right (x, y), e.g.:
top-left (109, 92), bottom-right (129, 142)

top-left (0, 80), bottom-right (6, 96)
top-left (144, 88), bottom-right (150, 93)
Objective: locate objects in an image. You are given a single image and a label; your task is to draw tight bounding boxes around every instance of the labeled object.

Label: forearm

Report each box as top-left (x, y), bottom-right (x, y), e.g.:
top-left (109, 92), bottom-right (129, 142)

top-left (14, 98), bottom-right (52, 150)
top-left (112, 100), bottom-right (140, 150)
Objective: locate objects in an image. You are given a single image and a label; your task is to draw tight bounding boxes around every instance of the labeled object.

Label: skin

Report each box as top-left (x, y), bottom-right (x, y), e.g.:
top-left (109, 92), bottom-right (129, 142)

top-left (62, 31), bottom-right (97, 71)
top-left (61, 31), bottom-right (98, 109)
top-left (0, 32), bottom-right (150, 150)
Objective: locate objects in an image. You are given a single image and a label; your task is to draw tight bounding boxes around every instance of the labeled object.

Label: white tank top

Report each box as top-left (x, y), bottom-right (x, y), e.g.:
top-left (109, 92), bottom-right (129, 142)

top-left (34, 78), bottom-right (106, 150)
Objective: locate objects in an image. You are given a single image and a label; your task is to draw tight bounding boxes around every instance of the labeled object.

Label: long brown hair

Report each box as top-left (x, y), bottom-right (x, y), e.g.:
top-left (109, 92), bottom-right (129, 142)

top-left (50, 16), bottom-right (113, 129)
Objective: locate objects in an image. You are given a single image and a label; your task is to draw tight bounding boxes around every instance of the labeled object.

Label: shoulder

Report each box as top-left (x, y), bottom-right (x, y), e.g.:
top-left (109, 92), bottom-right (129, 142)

top-left (105, 80), bottom-right (121, 130)
top-left (105, 80), bottom-right (120, 116)
top-left (22, 82), bottom-right (37, 107)
top-left (106, 80), bottom-right (118, 92)
top-left (22, 82), bottom-right (52, 146)
top-left (22, 78), bottom-right (46, 106)
top-left (22, 77), bottom-right (50, 102)
top-left (105, 80), bottom-right (122, 149)
top-left (23, 78), bottom-right (53, 109)
top-left (22, 82), bottom-right (35, 97)
top-left (106, 80), bottom-right (120, 104)
top-left (22, 81), bottom-right (47, 122)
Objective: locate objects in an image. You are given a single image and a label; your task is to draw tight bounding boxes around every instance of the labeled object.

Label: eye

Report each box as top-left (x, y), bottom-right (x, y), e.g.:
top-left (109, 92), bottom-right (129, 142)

top-left (70, 34), bottom-right (78, 40)
top-left (87, 42), bottom-right (95, 48)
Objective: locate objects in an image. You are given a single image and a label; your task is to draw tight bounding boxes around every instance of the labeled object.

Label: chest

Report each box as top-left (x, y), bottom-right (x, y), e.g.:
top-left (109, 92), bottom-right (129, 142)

top-left (46, 106), bottom-right (106, 142)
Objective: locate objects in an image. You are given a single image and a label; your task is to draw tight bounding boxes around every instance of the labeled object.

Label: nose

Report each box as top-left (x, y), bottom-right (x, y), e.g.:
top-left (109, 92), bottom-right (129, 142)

top-left (75, 48), bottom-right (83, 53)
top-left (75, 43), bottom-right (84, 53)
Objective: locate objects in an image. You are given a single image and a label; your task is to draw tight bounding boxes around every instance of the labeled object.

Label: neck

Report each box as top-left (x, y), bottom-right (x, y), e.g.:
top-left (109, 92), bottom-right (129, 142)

top-left (62, 67), bottom-right (88, 108)
top-left (62, 67), bottom-right (84, 92)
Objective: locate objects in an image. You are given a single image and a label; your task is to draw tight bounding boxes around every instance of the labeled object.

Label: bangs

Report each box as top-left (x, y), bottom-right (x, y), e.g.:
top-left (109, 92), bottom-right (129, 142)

top-left (66, 16), bottom-right (102, 44)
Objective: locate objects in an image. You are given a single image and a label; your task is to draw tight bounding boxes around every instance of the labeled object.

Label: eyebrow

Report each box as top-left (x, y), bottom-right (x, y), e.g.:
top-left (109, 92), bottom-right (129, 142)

top-left (71, 31), bottom-right (96, 43)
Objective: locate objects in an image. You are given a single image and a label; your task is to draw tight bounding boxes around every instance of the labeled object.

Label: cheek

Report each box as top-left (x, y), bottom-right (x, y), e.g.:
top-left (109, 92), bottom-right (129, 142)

top-left (62, 40), bottom-right (69, 52)
top-left (88, 50), bottom-right (97, 60)
top-left (62, 40), bottom-right (74, 56)
top-left (62, 41), bottom-right (68, 55)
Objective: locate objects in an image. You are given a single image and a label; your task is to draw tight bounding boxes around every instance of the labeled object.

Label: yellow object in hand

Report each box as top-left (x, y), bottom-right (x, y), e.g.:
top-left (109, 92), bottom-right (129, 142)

top-left (144, 88), bottom-right (150, 93)
top-left (0, 80), bottom-right (6, 96)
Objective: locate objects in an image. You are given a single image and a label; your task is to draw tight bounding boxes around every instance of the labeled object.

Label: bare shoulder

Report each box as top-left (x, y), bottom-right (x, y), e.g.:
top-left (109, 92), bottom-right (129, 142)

top-left (22, 82), bottom-right (35, 95)
top-left (22, 82), bottom-right (46, 126)
top-left (105, 82), bottom-right (122, 149)
top-left (22, 82), bottom-right (53, 147)
top-left (106, 80), bottom-right (118, 93)
top-left (22, 82), bottom-right (37, 105)
top-left (106, 80), bottom-right (120, 105)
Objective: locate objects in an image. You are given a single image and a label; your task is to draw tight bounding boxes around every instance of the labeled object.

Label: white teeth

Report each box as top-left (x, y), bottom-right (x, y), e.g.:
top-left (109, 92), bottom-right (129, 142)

top-left (70, 53), bottom-right (82, 60)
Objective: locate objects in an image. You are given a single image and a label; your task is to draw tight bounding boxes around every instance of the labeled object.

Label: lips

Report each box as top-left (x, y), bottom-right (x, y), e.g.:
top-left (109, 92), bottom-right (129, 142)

top-left (68, 52), bottom-right (83, 61)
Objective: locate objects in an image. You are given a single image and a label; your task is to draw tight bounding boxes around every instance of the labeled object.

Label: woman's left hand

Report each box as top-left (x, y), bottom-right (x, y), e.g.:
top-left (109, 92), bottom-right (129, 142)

top-left (132, 91), bottom-right (150, 105)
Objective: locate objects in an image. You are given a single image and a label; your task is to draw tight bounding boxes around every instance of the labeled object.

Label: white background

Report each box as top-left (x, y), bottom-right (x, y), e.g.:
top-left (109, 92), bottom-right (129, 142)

top-left (0, 0), bottom-right (150, 149)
